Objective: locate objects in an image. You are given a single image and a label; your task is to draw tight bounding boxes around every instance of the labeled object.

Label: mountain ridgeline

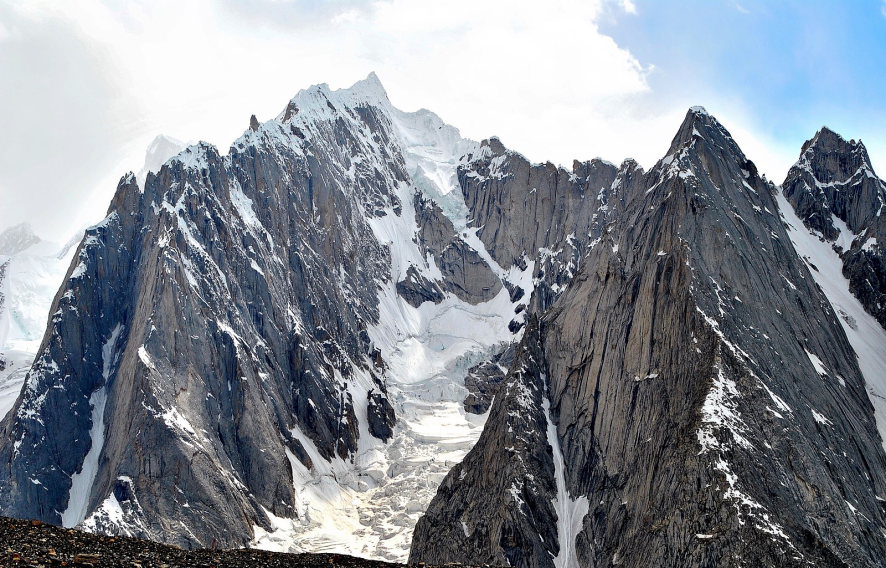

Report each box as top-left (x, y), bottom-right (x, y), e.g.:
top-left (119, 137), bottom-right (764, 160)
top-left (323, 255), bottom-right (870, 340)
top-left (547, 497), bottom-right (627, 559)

top-left (0, 77), bottom-right (885, 568)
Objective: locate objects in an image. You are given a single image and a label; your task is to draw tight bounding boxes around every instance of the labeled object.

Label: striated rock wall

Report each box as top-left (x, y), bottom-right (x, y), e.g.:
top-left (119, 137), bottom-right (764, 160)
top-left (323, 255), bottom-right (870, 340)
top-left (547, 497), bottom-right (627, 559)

top-left (411, 108), bottom-right (886, 567)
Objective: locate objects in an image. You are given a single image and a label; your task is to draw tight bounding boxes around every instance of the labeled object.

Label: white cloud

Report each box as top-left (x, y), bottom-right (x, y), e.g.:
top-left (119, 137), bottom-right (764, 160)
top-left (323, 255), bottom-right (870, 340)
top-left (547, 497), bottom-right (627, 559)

top-left (0, 0), bottom-right (814, 241)
top-left (881, 0), bottom-right (886, 18)
top-left (331, 8), bottom-right (361, 25)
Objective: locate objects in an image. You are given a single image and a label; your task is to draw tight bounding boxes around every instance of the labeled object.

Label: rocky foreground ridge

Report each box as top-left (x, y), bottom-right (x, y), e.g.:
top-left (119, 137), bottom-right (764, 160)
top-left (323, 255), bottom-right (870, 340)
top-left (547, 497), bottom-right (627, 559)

top-left (0, 516), bottom-right (469, 568)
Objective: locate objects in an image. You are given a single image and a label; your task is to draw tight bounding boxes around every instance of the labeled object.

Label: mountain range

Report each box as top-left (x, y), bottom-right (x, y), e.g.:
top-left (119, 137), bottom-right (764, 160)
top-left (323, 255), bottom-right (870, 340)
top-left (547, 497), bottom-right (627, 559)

top-left (0, 74), bottom-right (884, 567)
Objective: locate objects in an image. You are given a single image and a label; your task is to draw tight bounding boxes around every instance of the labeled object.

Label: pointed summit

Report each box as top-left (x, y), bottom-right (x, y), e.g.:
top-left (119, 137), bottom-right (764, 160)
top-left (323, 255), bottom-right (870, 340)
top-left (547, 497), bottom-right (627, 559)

top-left (352, 71), bottom-right (386, 94)
top-left (279, 72), bottom-right (392, 122)
top-left (666, 106), bottom-right (742, 158)
top-left (785, 124), bottom-right (884, 235)
top-left (136, 135), bottom-right (187, 188)
top-left (339, 71), bottom-right (391, 108)
top-left (798, 126), bottom-right (873, 179)
top-left (803, 126), bottom-right (850, 152)
top-left (783, 126), bottom-right (886, 328)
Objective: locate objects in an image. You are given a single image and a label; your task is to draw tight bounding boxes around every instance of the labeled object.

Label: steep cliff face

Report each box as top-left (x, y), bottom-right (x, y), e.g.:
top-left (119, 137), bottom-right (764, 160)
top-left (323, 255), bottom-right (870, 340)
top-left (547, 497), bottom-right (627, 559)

top-left (0, 75), bottom-right (532, 557)
top-left (783, 127), bottom-right (886, 329)
top-left (0, 98), bottom-right (396, 546)
top-left (411, 108), bottom-right (886, 567)
top-left (457, 139), bottom-right (644, 313)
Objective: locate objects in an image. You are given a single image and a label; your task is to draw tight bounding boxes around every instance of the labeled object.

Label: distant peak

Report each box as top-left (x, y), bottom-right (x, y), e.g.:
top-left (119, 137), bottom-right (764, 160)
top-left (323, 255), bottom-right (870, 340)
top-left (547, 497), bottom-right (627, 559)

top-left (147, 134), bottom-right (184, 150)
top-left (689, 105), bottom-right (709, 115)
top-left (793, 125), bottom-right (875, 183)
top-left (138, 135), bottom-right (188, 187)
top-left (0, 222), bottom-right (42, 256)
top-left (2, 222), bottom-right (34, 235)
top-left (800, 126), bottom-right (872, 168)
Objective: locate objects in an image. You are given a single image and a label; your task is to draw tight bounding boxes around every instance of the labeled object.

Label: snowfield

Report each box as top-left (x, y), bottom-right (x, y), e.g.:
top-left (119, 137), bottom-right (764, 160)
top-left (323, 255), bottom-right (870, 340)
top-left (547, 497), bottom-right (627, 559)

top-left (777, 190), bottom-right (886, 450)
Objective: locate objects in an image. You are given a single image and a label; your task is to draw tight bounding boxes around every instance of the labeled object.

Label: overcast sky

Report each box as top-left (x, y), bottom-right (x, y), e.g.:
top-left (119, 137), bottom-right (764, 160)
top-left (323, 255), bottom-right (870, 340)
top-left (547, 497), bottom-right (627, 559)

top-left (1, 0), bottom-right (885, 242)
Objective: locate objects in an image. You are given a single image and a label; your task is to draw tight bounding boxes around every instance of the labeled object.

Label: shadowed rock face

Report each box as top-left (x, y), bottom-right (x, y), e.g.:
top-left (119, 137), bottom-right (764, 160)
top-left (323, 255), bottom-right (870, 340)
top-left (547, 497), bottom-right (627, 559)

top-left (411, 109), bottom-right (886, 567)
top-left (462, 344), bottom-right (516, 415)
top-left (411, 319), bottom-right (558, 568)
top-left (782, 127), bottom-right (886, 329)
top-left (783, 128), bottom-right (881, 239)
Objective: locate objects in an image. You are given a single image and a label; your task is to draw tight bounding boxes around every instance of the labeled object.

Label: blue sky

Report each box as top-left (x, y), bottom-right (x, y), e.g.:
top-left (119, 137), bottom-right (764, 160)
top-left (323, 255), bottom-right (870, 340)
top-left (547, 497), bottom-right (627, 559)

top-left (1, 0), bottom-right (884, 240)
top-left (600, 0), bottom-right (886, 171)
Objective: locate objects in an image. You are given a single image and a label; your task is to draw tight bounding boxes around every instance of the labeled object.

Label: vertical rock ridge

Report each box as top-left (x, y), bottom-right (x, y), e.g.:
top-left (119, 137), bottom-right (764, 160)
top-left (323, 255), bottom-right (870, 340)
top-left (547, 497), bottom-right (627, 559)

top-left (411, 109), bottom-right (886, 567)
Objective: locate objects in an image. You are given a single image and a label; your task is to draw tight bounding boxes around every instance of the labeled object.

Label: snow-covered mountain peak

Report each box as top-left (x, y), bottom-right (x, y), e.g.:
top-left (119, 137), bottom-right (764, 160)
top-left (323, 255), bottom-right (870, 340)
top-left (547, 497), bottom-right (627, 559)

top-left (275, 73), bottom-right (473, 166)
top-left (3, 74), bottom-right (886, 568)
top-left (166, 141), bottom-right (218, 172)
top-left (0, 223), bottom-right (41, 256)
top-left (346, 71), bottom-right (390, 105)
top-left (278, 72), bottom-right (394, 124)
top-left (136, 134), bottom-right (187, 188)
top-left (0, 223), bottom-right (71, 260)
top-left (783, 123), bottom-right (886, 330)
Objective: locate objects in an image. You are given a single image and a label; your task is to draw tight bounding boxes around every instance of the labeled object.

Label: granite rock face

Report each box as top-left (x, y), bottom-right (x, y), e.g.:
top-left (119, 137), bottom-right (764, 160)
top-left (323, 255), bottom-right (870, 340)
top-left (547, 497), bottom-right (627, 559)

top-left (782, 127), bottom-right (886, 329)
top-left (412, 193), bottom-right (502, 305)
top-left (0, 116), bottom-right (395, 546)
top-left (0, 75), bottom-right (516, 552)
top-left (462, 344), bottom-right (515, 415)
top-left (411, 108), bottom-right (886, 567)
top-left (458, 140), bottom-right (638, 314)
top-left (412, 320), bottom-right (557, 568)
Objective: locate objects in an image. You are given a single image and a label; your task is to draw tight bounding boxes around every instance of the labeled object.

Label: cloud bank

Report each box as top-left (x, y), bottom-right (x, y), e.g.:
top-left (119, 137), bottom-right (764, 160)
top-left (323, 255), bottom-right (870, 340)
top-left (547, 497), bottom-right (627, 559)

top-left (0, 0), bottom-right (881, 241)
